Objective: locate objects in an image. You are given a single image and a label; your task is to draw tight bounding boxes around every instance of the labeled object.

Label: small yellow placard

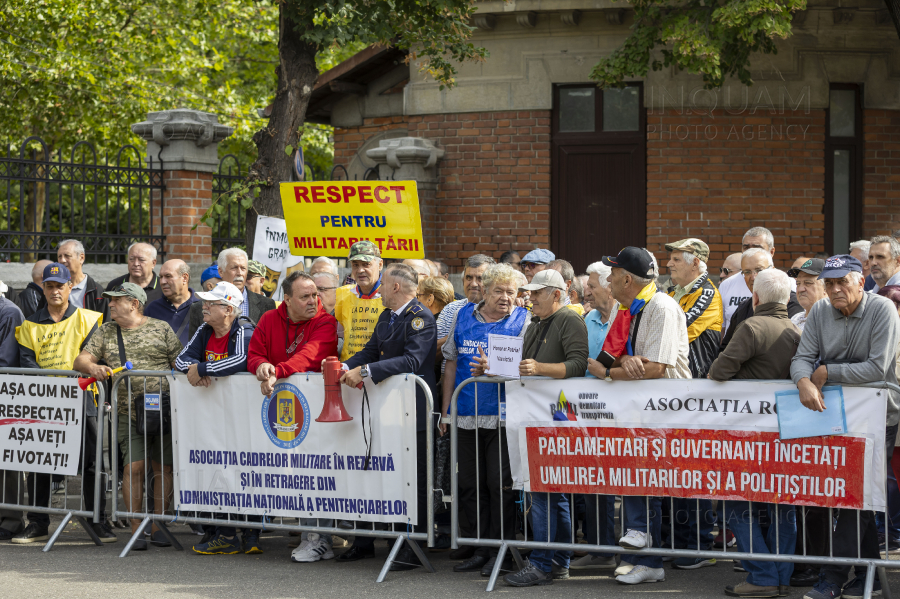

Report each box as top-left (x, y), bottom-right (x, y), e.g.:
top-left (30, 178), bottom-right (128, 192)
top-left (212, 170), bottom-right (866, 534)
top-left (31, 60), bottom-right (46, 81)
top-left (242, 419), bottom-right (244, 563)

top-left (279, 180), bottom-right (425, 258)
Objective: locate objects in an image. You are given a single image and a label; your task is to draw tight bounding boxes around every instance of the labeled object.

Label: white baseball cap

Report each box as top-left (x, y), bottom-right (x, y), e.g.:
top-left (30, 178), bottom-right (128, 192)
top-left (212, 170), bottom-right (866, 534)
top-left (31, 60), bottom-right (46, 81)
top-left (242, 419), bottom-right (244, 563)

top-left (196, 281), bottom-right (243, 308)
top-left (519, 269), bottom-right (566, 292)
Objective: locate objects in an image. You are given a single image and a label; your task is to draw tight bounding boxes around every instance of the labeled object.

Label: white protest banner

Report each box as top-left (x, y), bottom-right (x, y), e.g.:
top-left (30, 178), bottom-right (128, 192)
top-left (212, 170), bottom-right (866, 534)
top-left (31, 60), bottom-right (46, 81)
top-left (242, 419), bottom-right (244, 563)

top-left (504, 378), bottom-right (887, 511)
top-left (486, 334), bottom-right (522, 379)
top-left (0, 374), bottom-right (84, 475)
top-left (252, 215), bottom-right (305, 300)
top-left (171, 374), bottom-right (418, 523)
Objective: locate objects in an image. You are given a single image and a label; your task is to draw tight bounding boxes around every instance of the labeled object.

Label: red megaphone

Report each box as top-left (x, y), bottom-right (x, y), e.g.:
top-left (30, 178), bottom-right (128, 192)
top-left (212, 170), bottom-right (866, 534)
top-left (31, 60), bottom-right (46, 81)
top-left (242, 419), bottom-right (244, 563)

top-left (79, 361), bottom-right (133, 391)
top-left (316, 356), bottom-right (353, 422)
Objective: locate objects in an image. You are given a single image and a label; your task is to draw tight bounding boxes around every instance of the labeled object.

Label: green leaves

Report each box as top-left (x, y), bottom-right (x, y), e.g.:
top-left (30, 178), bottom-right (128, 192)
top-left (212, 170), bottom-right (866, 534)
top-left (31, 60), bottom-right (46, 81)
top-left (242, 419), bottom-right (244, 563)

top-left (592, 0), bottom-right (805, 90)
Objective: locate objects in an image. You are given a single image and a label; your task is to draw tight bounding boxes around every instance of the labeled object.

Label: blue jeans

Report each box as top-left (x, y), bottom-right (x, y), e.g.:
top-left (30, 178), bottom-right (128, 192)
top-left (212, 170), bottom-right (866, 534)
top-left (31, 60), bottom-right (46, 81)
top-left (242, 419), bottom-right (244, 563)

top-left (673, 498), bottom-right (715, 550)
top-left (582, 494), bottom-right (616, 558)
top-left (527, 493), bottom-right (572, 573)
top-left (725, 502), bottom-right (796, 587)
top-left (622, 495), bottom-right (663, 569)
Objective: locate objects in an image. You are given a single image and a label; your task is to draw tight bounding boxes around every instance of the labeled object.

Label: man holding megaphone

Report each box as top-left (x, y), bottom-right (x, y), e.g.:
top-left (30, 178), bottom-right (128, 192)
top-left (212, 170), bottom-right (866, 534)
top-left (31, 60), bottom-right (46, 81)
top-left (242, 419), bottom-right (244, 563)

top-left (335, 263), bottom-right (437, 571)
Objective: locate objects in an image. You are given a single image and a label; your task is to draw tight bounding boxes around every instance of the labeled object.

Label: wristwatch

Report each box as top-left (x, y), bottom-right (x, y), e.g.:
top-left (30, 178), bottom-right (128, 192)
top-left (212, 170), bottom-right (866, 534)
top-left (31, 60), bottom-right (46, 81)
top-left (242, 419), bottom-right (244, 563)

top-left (360, 365), bottom-right (370, 379)
top-left (604, 368), bottom-right (612, 382)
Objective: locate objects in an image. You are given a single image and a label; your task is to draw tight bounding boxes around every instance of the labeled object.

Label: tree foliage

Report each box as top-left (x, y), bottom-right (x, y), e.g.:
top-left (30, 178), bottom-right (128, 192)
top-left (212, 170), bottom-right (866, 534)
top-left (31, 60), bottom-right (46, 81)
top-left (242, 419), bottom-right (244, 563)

top-left (243, 0), bottom-right (487, 251)
top-left (592, 0), bottom-right (806, 89)
top-left (0, 0), bottom-right (360, 173)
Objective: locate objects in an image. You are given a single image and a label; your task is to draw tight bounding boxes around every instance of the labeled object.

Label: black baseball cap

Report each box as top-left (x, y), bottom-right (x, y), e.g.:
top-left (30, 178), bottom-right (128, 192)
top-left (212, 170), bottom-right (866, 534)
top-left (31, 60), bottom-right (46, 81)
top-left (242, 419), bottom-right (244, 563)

top-left (787, 258), bottom-right (826, 278)
top-left (818, 254), bottom-right (863, 280)
top-left (601, 247), bottom-right (656, 279)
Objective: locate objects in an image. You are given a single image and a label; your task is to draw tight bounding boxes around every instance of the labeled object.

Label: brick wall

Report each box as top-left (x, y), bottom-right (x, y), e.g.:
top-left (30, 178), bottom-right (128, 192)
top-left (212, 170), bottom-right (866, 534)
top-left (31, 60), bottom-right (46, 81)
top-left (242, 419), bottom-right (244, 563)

top-left (333, 116), bottom-right (409, 173)
top-left (333, 111), bottom-right (551, 269)
top-left (863, 109), bottom-right (900, 238)
top-left (646, 109), bottom-right (826, 270)
top-left (158, 170), bottom-right (213, 263)
top-left (335, 108), bottom-right (846, 272)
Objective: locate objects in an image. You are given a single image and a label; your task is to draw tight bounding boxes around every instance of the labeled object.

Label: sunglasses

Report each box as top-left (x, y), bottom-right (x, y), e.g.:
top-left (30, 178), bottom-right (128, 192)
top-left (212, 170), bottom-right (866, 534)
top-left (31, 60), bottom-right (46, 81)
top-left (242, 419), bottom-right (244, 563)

top-left (719, 267), bottom-right (733, 275)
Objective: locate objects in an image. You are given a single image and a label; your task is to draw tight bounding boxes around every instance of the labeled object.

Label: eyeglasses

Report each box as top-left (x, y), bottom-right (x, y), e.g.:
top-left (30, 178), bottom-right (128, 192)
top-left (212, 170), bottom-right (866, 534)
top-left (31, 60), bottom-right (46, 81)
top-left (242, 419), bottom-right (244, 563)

top-left (719, 267), bottom-right (733, 276)
top-left (521, 262), bottom-right (539, 270)
top-left (741, 266), bottom-right (772, 277)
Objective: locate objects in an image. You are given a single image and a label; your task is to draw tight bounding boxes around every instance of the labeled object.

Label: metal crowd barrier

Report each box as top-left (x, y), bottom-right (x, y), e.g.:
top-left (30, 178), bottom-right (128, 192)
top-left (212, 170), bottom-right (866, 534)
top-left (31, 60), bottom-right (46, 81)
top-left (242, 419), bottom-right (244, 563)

top-left (0, 367), bottom-right (106, 551)
top-left (109, 370), bottom-right (435, 582)
top-left (447, 376), bottom-right (900, 595)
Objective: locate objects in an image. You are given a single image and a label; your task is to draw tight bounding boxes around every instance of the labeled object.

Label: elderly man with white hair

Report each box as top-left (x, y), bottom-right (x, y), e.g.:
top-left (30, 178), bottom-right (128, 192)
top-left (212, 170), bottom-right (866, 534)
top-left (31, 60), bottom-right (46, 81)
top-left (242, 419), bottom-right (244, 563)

top-left (308, 256), bottom-right (339, 278)
top-left (187, 248), bottom-right (275, 336)
top-left (719, 227), bottom-right (796, 338)
top-left (721, 248), bottom-right (803, 350)
top-left (709, 269), bottom-right (801, 598)
top-left (791, 255), bottom-right (900, 599)
top-left (56, 239), bottom-right (108, 317)
top-left (106, 242), bottom-right (162, 303)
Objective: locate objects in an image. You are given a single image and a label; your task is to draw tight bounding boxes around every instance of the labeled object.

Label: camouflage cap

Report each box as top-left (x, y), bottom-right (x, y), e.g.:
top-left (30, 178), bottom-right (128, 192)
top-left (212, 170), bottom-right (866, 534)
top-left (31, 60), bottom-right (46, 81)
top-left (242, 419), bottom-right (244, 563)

top-left (665, 238), bottom-right (710, 263)
top-left (247, 259), bottom-right (266, 278)
top-left (348, 240), bottom-right (381, 262)
top-left (102, 282), bottom-right (147, 305)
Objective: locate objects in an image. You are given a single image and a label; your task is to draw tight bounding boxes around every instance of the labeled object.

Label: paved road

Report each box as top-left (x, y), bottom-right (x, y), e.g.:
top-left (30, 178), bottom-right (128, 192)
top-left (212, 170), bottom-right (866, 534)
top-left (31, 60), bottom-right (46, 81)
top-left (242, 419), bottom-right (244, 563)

top-left (3, 520), bottom-right (900, 599)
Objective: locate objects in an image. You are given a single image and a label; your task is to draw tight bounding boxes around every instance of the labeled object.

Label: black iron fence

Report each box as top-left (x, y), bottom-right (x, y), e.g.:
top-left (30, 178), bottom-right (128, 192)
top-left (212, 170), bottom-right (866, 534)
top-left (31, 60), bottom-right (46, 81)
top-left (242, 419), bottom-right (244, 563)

top-left (0, 137), bottom-right (165, 263)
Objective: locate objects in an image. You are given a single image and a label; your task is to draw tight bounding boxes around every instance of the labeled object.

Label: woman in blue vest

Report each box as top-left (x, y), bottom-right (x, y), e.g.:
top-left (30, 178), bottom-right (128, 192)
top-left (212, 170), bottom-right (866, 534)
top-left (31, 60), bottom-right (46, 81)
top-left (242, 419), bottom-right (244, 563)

top-left (441, 263), bottom-right (530, 576)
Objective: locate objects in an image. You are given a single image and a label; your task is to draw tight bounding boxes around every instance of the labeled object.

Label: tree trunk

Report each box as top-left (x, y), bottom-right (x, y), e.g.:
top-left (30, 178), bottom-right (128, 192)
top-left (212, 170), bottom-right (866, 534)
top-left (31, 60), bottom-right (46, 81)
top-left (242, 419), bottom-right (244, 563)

top-left (246, 5), bottom-right (319, 255)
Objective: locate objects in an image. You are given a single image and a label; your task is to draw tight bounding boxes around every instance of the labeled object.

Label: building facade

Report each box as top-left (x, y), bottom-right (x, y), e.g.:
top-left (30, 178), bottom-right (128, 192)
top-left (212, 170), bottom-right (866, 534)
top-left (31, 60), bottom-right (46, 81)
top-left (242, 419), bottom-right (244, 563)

top-left (308, 0), bottom-right (900, 272)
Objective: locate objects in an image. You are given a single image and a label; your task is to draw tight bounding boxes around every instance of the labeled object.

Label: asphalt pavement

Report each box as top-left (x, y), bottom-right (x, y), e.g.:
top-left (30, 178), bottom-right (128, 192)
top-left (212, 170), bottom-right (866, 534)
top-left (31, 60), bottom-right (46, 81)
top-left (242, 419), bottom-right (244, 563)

top-left (4, 519), bottom-right (900, 599)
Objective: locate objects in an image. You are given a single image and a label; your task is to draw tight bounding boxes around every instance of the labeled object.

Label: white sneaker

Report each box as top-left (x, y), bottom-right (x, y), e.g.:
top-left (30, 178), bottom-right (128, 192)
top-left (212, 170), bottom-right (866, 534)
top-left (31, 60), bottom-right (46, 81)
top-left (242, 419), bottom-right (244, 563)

top-left (615, 565), bottom-right (665, 584)
top-left (619, 529), bottom-right (651, 550)
top-left (569, 555), bottom-right (617, 570)
top-left (290, 533), bottom-right (334, 562)
top-left (614, 562), bottom-right (634, 576)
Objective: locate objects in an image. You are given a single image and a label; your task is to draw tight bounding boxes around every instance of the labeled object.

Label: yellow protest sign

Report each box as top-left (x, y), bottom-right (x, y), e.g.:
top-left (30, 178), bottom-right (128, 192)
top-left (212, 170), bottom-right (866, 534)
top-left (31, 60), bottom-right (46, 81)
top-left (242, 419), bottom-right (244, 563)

top-left (279, 180), bottom-right (424, 258)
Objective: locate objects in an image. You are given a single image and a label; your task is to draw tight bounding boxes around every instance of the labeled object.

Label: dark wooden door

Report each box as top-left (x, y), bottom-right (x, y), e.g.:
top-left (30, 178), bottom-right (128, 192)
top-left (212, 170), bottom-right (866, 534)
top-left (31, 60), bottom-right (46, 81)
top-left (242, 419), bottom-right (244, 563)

top-left (551, 84), bottom-right (646, 274)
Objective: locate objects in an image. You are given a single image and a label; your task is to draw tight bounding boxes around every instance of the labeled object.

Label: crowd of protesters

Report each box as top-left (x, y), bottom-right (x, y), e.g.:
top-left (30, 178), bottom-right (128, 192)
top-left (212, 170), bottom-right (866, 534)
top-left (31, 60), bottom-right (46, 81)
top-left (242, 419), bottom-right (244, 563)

top-left (1, 227), bottom-right (900, 599)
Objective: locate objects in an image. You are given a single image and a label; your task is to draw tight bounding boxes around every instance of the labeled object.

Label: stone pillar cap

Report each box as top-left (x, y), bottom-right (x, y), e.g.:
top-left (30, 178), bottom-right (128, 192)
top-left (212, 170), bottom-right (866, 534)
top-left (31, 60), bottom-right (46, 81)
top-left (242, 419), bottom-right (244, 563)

top-left (132, 108), bottom-right (233, 148)
top-left (366, 136), bottom-right (444, 169)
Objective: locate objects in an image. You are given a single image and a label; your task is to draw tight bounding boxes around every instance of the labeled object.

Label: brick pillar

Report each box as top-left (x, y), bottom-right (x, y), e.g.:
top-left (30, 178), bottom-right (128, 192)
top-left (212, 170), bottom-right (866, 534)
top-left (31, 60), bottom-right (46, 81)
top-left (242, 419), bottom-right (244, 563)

top-left (132, 109), bottom-right (233, 263)
top-left (366, 137), bottom-right (444, 255)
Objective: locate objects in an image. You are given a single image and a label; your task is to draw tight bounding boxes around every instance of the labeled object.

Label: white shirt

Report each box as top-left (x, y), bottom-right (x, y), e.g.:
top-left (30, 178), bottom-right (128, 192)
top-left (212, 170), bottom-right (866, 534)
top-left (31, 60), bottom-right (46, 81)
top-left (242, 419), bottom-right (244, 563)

top-left (392, 298), bottom-right (413, 319)
top-left (718, 274), bottom-right (751, 337)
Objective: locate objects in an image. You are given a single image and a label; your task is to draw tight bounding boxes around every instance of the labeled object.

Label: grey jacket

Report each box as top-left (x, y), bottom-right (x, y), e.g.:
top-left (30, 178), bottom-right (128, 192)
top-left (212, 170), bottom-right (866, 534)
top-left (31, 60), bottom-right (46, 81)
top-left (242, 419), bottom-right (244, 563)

top-left (790, 291), bottom-right (900, 425)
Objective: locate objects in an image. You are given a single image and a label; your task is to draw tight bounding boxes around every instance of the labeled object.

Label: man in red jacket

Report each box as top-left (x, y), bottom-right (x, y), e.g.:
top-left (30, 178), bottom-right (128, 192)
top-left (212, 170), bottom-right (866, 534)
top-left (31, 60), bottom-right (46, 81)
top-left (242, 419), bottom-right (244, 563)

top-left (248, 271), bottom-right (338, 396)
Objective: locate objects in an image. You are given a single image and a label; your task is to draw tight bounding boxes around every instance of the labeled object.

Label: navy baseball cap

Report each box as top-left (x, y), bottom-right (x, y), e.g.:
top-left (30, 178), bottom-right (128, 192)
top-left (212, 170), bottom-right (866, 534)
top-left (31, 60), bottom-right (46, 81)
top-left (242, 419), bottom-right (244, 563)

top-left (818, 254), bottom-right (863, 279)
top-left (521, 248), bottom-right (555, 264)
top-left (42, 262), bottom-right (71, 284)
top-left (602, 247), bottom-right (656, 279)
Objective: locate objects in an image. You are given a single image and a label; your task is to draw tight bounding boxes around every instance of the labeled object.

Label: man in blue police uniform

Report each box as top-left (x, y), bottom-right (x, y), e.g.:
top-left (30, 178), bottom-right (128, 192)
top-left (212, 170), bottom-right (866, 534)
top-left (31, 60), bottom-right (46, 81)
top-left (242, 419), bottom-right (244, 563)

top-left (337, 263), bottom-right (437, 570)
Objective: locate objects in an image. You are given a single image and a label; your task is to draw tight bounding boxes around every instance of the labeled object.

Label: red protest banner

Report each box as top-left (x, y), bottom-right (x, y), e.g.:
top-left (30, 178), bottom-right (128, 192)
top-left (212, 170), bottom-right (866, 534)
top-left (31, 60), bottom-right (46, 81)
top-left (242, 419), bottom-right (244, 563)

top-left (525, 426), bottom-right (866, 509)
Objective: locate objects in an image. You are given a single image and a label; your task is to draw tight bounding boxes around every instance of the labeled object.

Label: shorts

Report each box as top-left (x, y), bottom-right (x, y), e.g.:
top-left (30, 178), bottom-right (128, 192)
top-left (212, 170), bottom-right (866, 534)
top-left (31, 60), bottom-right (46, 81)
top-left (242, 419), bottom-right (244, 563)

top-left (117, 413), bottom-right (173, 466)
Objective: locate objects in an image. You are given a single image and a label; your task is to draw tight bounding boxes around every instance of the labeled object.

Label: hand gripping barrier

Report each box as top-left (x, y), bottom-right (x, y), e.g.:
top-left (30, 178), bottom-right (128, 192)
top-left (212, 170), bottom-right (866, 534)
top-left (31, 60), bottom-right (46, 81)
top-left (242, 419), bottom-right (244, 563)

top-left (0, 367), bottom-right (107, 551)
top-left (109, 370), bottom-right (435, 582)
top-left (447, 375), bottom-right (900, 596)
